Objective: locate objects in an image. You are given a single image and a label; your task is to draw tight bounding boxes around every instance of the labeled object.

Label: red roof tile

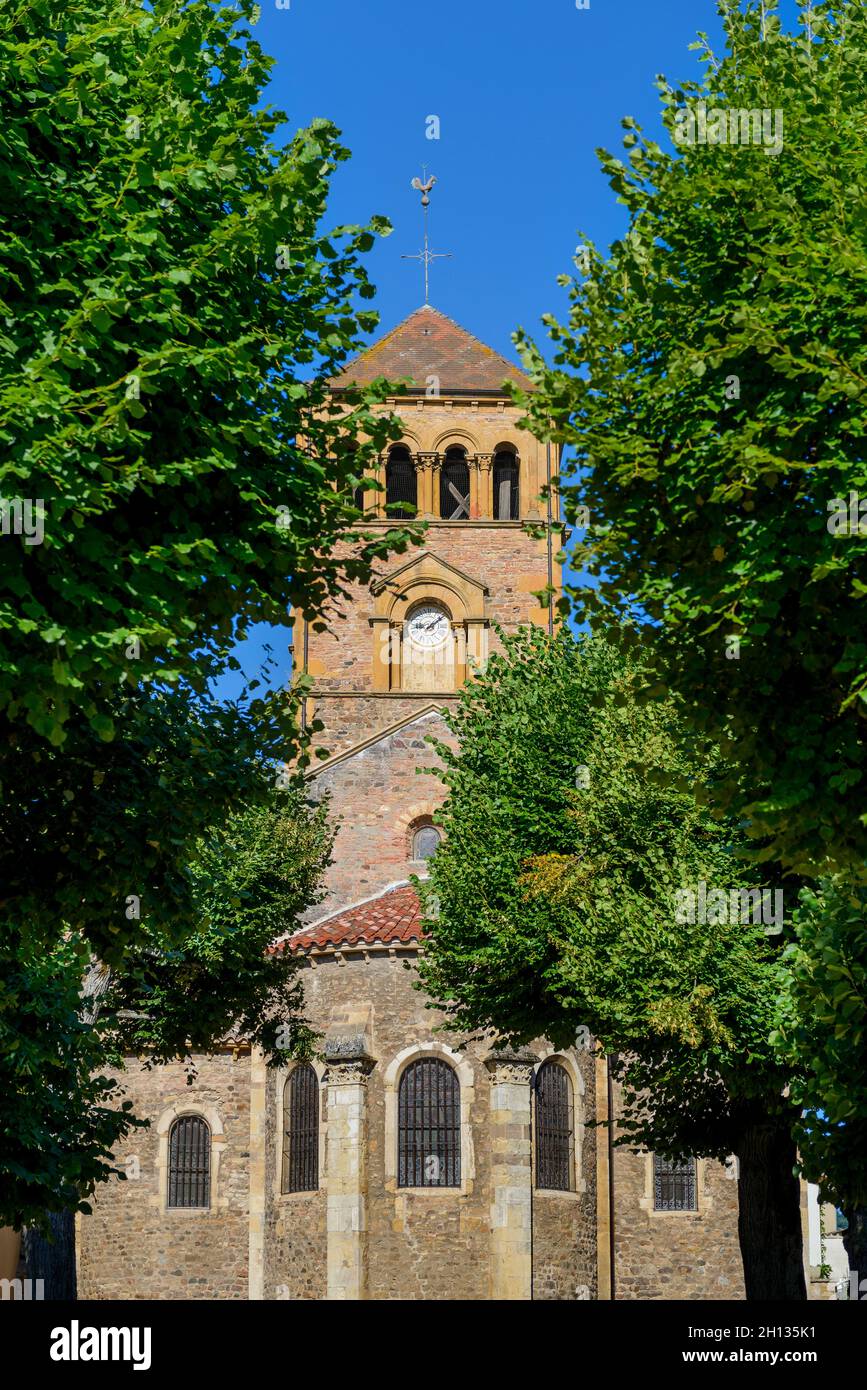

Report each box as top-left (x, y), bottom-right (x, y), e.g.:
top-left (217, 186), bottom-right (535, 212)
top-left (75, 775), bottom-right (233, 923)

top-left (277, 883), bottom-right (423, 954)
top-left (330, 305), bottom-right (531, 394)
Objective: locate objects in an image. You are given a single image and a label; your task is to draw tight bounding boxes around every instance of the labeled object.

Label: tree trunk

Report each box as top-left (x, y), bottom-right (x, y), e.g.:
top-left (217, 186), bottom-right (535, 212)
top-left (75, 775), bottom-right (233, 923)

top-left (736, 1118), bottom-right (806, 1300)
top-left (842, 1205), bottom-right (867, 1292)
top-left (23, 1210), bottom-right (77, 1300)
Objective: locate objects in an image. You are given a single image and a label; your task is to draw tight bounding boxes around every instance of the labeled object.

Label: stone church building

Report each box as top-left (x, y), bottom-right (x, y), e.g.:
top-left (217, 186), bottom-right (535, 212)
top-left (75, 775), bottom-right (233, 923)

top-left (77, 305), bottom-right (747, 1301)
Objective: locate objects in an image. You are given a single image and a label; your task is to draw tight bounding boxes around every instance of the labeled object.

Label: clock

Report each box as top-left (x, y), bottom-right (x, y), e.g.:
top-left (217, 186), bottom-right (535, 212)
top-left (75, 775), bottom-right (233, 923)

top-left (406, 604), bottom-right (451, 649)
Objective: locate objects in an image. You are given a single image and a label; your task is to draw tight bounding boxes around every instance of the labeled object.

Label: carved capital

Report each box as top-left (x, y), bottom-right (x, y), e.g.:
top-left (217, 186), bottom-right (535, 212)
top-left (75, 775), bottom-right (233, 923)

top-left (474, 452), bottom-right (495, 473)
top-left (324, 1056), bottom-right (376, 1087)
top-left (416, 452), bottom-right (442, 472)
top-left (484, 1048), bottom-right (537, 1085)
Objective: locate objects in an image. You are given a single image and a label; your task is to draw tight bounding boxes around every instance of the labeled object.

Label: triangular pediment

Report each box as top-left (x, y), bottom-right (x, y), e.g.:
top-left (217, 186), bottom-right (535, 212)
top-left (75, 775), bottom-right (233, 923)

top-left (371, 550), bottom-right (488, 599)
top-left (305, 703), bottom-right (451, 778)
top-left (330, 305), bottom-right (531, 394)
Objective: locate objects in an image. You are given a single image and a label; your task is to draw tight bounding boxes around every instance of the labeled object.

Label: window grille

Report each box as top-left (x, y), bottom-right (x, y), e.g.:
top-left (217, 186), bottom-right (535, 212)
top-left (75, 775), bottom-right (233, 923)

top-left (534, 1060), bottom-right (574, 1191)
top-left (282, 1064), bottom-right (319, 1194)
top-left (398, 1058), bottom-right (460, 1187)
top-left (167, 1116), bottom-right (211, 1208)
top-left (386, 447), bottom-right (417, 517)
top-left (653, 1154), bottom-right (697, 1211)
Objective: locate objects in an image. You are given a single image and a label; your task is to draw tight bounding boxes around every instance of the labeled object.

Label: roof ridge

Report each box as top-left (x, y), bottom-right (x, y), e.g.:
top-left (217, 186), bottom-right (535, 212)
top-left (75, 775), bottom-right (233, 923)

top-left (330, 303), bottom-right (531, 391)
top-left (336, 306), bottom-right (426, 382)
top-left (290, 879), bottom-right (420, 936)
top-left (417, 304), bottom-right (522, 371)
top-left (274, 881), bottom-right (425, 955)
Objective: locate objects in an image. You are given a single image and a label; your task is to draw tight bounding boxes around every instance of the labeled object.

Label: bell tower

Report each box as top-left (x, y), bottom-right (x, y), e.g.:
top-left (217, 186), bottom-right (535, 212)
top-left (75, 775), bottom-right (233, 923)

top-left (300, 301), bottom-right (562, 916)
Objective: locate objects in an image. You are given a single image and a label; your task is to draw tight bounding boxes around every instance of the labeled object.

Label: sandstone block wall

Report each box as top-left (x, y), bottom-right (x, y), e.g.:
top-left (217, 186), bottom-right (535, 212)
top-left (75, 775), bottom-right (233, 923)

top-left (612, 1145), bottom-right (745, 1301)
top-left (78, 1052), bottom-right (251, 1301)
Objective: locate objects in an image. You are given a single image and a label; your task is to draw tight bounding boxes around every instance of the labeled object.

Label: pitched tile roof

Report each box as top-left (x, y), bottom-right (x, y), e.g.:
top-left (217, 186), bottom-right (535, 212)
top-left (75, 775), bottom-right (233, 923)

top-left (277, 883), bottom-right (423, 954)
top-left (330, 305), bottom-right (531, 394)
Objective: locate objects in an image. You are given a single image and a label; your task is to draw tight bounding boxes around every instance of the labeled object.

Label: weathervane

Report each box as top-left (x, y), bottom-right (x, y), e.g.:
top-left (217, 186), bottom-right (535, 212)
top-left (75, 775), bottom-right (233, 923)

top-left (402, 169), bottom-right (452, 306)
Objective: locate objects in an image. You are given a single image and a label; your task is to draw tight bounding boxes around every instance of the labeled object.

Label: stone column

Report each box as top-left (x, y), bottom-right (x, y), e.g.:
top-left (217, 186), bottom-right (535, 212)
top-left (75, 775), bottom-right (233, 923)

top-left (325, 1047), bottom-right (375, 1301)
top-left (416, 452), bottom-right (441, 518)
top-left (452, 621), bottom-right (466, 687)
top-left (374, 455), bottom-right (387, 518)
top-left (370, 616), bottom-right (390, 691)
top-left (248, 1047), bottom-right (268, 1300)
top-left (476, 453), bottom-right (495, 519)
top-left (465, 619), bottom-right (487, 677)
top-left (485, 1049), bottom-right (536, 1300)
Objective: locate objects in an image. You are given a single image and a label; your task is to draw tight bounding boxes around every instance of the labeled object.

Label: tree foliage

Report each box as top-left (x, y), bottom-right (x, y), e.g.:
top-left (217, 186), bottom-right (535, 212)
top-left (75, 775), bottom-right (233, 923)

top-left (0, 0), bottom-right (416, 944)
top-left (516, 0), bottom-right (867, 880)
top-left (1, 787), bottom-right (332, 1229)
top-left (417, 625), bottom-right (814, 1296)
top-left (418, 627), bottom-right (791, 1161)
top-left (773, 877), bottom-right (867, 1207)
top-left (0, 0), bottom-right (411, 1225)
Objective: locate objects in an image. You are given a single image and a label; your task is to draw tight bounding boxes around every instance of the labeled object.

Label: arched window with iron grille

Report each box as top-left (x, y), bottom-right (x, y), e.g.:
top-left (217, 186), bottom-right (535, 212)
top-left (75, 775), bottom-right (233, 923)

top-left (398, 1057), bottom-right (460, 1187)
top-left (386, 446), bottom-right (417, 518)
top-left (534, 1060), bottom-right (574, 1191)
top-left (653, 1154), bottom-right (697, 1211)
top-left (439, 446), bottom-right (470, 519)
top-left (167, 1115), bottom-right (211, 1208)
top-left (282, 1063), bottom-right (319, 1194)
top-left (493, 449), bottom-right (519, 519)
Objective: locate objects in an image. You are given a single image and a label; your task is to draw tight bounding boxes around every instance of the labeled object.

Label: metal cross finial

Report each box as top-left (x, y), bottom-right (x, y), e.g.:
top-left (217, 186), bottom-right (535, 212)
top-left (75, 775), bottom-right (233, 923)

top-left (402, 169), bottom-right (452, 305)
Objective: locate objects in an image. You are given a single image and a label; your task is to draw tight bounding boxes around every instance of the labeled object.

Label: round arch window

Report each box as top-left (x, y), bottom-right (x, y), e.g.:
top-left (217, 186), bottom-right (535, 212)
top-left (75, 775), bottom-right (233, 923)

top-left (412, 824), bottom-right (442, 861)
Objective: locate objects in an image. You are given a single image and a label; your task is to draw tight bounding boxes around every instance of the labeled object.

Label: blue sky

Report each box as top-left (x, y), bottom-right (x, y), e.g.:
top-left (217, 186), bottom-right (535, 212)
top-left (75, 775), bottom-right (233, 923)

top-left (257, 0), bottom-right (726, 358)
top-left (218, 0), bottom-right (797, 699)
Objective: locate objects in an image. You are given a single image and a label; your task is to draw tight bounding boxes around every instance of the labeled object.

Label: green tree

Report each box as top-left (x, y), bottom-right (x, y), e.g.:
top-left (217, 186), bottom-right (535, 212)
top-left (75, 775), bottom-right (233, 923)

top-left (1, 784), bottom-right (332, 1231)
top-left (0, 0), bottom-right (414, 1226)
top-left (0, 0), bottom-right (414, 944)
top-left (418, 627), bottom-right (806, 1300)
top-left (516, 0), bottom-right (867, 881)
top-left (772, 878), bottom-right (867, 1213)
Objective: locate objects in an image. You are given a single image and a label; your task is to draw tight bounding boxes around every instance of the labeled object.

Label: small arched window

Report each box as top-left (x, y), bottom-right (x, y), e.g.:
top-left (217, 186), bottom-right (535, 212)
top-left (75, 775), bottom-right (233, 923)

top-left (398, 1058), bottom-right (460, 1187)
top-left (168, 1115), bottom-right (211, 1208)
top-left (653, 1154), bottom-right (697, 1211)
top-left (282, 1064), bottom-right (319, 1194)
top-left (412, 823), bottom-right (442, 861)
top-left (386, 446), bottom-right (417, 518)
top-left (440, 446), bottom-right (470, 519)
top-left (493, 449), bottom-right (519, 519)
top-left (535, 1060), bottom-right (574, 1191)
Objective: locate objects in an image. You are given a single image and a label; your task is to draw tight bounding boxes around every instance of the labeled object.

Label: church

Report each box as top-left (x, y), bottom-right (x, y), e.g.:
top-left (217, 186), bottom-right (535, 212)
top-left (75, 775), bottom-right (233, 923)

top-left (76, 301), bottom-right (749, 1301)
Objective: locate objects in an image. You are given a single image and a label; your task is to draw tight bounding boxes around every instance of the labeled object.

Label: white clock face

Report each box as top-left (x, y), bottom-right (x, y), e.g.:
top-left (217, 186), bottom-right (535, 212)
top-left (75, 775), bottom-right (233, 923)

top-left (406, 605), bottom-right (450, 649)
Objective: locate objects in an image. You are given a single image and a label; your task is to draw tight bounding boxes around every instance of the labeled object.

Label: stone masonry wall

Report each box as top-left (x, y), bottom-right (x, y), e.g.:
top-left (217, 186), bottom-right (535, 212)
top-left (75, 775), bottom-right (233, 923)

top-left (263, 950), bottom-right (596, 1302)
top-left (307, 522), bottom-right (552, 717)
top-left (78, 1052), bottom-right (251, 1301)
top-left (306, 708), bottom-right (453, 918)
top-left (612, 1143), bottom-right (745, 1301)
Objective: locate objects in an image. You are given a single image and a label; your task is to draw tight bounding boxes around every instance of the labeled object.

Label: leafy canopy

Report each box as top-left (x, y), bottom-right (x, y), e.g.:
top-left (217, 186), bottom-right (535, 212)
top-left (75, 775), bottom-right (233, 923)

top-left (0, 789), bottom-right (332, 1228)
top-left (0, 0), bottom-right (415, 947)
top-left (516, 0), bottom-right (867, 879)
top-left (418, 627), bottom-right (791, 1162)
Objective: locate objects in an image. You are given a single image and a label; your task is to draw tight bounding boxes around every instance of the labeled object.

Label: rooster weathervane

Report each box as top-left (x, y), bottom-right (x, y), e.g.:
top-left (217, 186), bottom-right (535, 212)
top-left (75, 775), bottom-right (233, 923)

top-left (402, 169), bottom-right (452, 305)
